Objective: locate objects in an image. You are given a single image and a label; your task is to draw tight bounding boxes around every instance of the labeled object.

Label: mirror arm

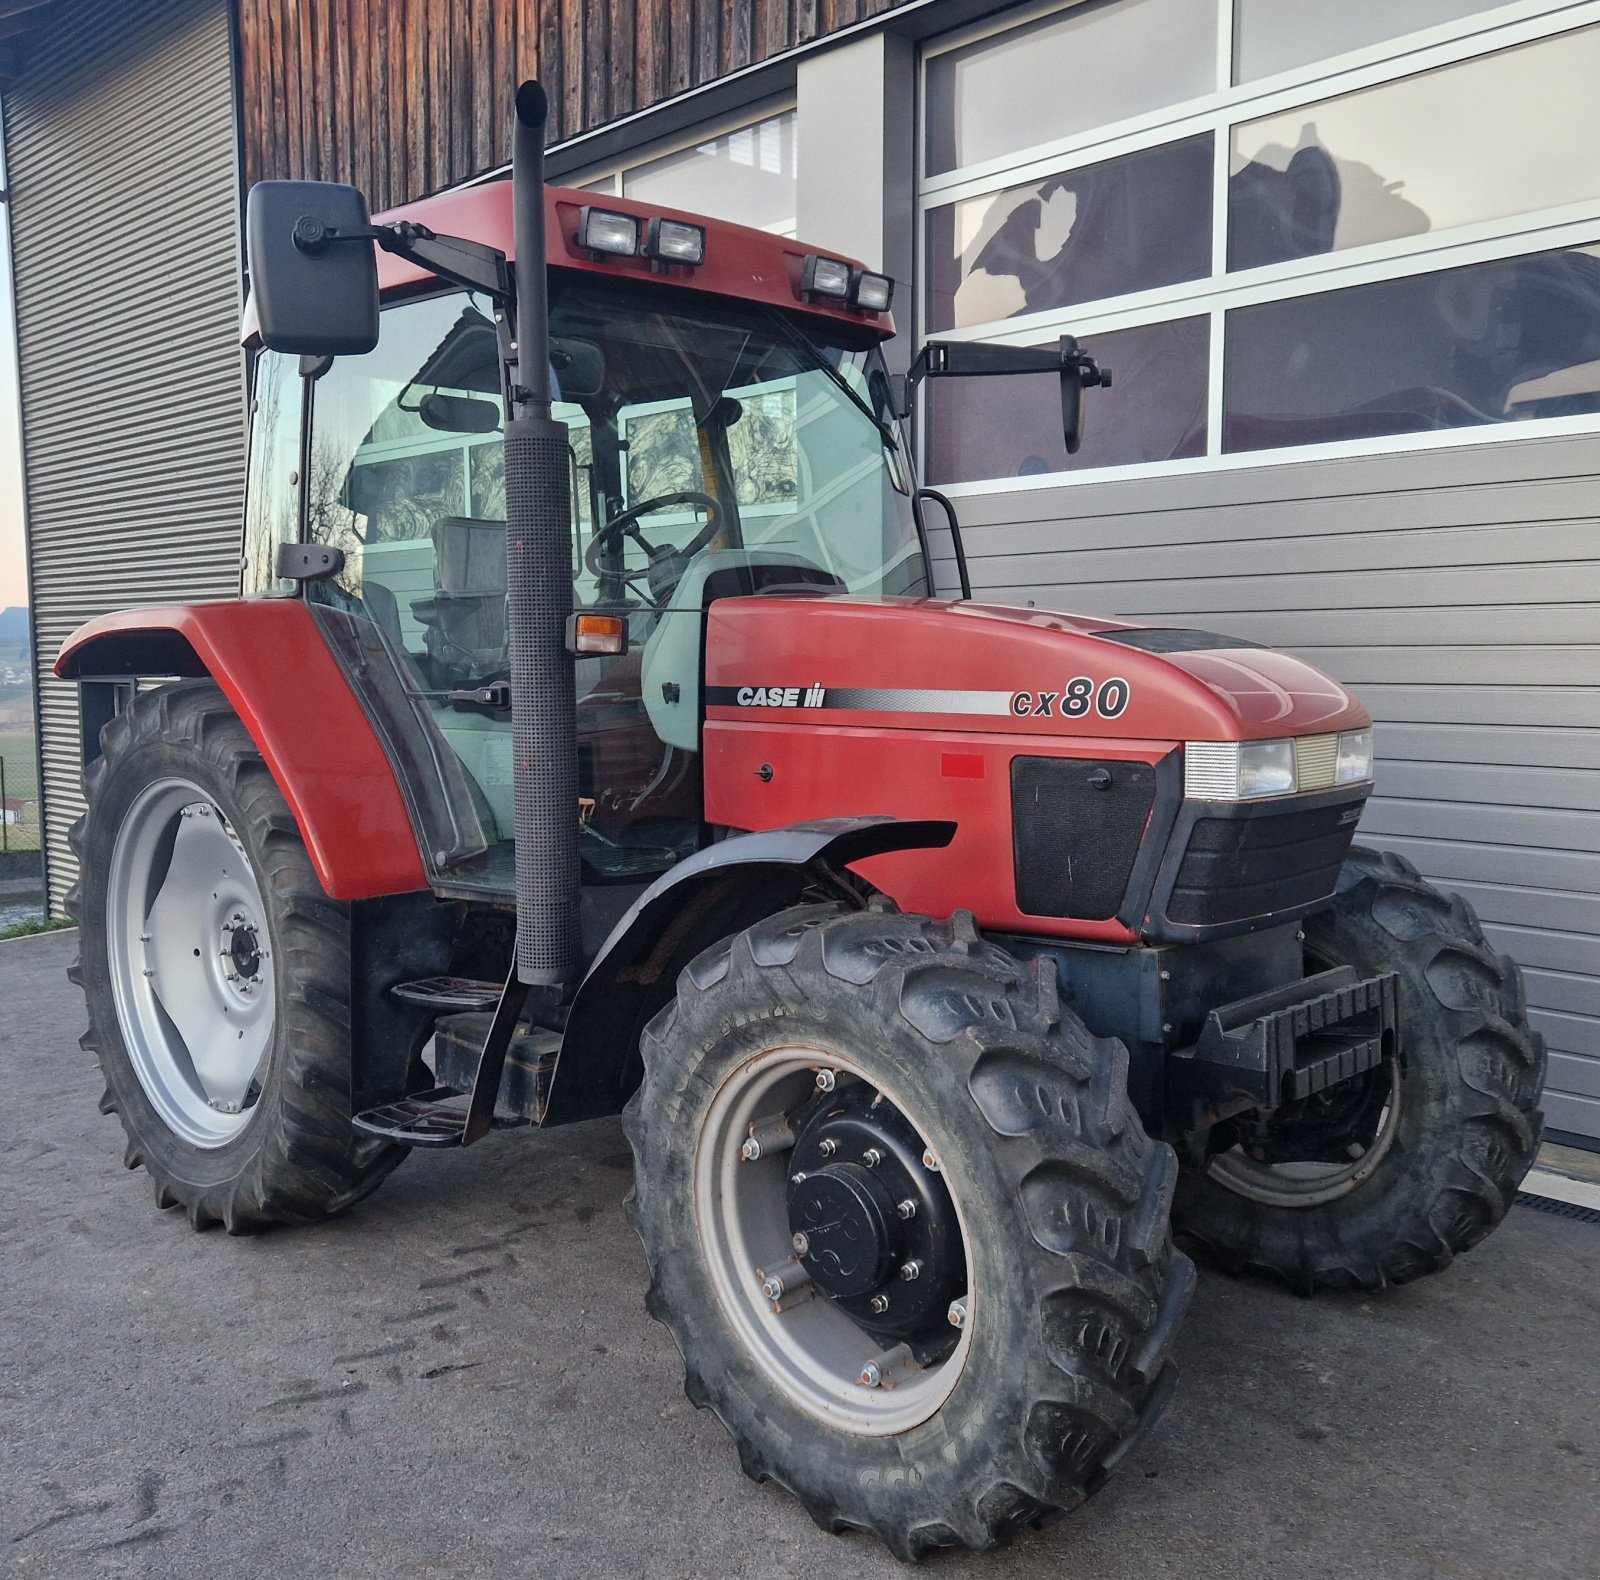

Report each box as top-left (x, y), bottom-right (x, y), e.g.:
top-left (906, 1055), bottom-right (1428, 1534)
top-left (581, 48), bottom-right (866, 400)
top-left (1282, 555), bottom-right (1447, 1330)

top-left (299, 219), bottom-right (513, 302)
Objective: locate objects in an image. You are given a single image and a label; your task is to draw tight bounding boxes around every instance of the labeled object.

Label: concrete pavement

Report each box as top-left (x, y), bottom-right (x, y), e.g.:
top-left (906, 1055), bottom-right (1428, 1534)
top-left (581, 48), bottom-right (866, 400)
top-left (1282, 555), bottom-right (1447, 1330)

top-left (2, 927), bottom-right (1596, 1579)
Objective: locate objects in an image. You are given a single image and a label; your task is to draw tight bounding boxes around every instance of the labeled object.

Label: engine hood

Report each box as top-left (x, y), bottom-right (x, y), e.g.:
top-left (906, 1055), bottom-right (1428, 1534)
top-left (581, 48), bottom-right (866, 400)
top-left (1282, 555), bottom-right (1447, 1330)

top-left (703, 596), bottom-right (1368, 741)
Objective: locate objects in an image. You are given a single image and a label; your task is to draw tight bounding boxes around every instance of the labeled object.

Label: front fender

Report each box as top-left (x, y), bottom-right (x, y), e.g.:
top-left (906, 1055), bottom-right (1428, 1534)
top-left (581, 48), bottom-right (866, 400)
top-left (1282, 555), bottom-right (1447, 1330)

top-left (57, 602), bottom-right (428, 901)
top-left (542, 816), bottom-right (957, 1126)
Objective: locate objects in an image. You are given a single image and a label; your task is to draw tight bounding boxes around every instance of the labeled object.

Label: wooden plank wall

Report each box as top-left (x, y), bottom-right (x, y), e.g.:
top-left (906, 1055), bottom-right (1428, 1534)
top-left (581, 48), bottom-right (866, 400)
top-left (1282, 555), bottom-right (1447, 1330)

top-left (237, 0), bottom-right (911, 211)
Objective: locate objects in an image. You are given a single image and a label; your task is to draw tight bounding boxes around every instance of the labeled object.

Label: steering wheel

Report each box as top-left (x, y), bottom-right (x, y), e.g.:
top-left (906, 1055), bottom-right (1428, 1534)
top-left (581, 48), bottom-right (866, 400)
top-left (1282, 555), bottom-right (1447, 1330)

top-left (584, 490), bottom-right (722, 605)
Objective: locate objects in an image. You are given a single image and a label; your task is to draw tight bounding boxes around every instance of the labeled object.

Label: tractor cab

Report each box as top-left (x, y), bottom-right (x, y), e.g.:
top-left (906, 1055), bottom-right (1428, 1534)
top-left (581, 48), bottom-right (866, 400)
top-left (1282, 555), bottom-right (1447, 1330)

top-left (245, 216), bottom-right (924, 902)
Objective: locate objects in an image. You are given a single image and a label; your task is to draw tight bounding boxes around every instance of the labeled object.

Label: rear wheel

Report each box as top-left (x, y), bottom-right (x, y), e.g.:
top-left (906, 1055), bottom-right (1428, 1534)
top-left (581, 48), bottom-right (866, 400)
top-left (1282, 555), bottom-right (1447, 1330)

top-left (1173, 846), bottom-right (1545, 1292)
top-left (625, 901), bottom-right (1193, 1559)
top-left (67, 680), bottom-right (404, 1231)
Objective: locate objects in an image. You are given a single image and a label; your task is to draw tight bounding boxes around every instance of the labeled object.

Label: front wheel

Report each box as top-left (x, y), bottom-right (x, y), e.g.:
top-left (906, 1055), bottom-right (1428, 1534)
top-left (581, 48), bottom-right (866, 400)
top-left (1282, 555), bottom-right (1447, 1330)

top-left (625, 901), bottom-right (1193, 1560)
top-left (67, 680), bottom-right (404, 1231)
top-left (1173, 846), bottom-right (1545, 1292)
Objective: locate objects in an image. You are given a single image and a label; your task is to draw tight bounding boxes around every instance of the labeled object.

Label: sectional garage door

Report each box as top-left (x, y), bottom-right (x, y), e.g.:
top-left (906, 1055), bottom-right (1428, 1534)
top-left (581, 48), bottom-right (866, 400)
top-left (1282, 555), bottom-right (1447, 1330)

top-left (5, 0), bottom-right (245, 915)
top-left (949, 431), bottom-right (1600, 1142)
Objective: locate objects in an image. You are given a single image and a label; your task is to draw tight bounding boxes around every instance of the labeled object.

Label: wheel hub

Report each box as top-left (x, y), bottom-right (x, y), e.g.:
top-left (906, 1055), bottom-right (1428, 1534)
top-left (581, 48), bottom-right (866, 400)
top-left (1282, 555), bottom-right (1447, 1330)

top-left (787, 1083), bottom-right (964, 1340)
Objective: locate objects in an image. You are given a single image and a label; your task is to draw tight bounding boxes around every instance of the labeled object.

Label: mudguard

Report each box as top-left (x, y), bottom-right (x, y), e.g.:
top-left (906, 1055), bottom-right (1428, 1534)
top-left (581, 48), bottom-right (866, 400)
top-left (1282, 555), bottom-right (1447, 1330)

top-left (541, 816), bottom-right (957, 1126)
top-left (56, 602), bottom-right (429, 901)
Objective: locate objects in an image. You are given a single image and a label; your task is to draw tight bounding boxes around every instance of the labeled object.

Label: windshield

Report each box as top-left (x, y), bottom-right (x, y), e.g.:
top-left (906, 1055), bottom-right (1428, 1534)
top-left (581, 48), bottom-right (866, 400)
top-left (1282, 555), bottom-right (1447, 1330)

top-left (293, 279), bottom-right (924, 619)
top-left (257, 279), bottom-right (926, 895)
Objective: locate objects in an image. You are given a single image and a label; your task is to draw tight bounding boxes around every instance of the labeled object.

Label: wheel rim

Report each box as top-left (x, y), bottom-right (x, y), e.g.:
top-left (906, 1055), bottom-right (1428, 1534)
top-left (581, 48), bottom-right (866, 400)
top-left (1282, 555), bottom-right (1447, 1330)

top-left (693, 1045), bottom-right (973, 1437)
top-left (1205, 941), bottom-right (1401, 1208)
top-left (105, 777), bottom-right (275, 1148)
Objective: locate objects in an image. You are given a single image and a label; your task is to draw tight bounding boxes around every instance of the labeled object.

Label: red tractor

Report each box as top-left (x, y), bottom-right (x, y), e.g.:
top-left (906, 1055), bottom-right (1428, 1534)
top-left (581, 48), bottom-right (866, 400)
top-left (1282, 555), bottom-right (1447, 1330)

top-left (59, 84), bottom-right (1543, 1558)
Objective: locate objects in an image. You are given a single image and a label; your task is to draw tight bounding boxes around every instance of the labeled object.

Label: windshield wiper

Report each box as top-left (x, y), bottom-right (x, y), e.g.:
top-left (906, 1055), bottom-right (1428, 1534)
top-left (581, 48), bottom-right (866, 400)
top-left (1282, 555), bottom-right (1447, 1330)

top-left (761, 308), bottom-right (897, 448)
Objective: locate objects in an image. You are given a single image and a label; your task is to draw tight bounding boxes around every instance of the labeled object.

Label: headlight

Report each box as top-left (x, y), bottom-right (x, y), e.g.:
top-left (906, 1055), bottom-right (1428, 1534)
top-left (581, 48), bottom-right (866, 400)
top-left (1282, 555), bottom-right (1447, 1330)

top-left (1184, 738), bottom-right (1297, 799)
top-left (1335, 727), bottom-right (1374, 783)
top-left (1237, 738), bottom-right (1297, 797)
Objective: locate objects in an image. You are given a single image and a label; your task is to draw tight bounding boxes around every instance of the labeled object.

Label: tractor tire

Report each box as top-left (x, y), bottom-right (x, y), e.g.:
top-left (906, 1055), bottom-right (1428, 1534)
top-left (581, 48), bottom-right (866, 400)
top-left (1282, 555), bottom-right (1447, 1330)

top-left (1173, 846), bottom-right (1545, 1293)
top-left (66, 680), bottom-right (404, 1232)
top-left (624, 899), bottom-right (1193, 1560)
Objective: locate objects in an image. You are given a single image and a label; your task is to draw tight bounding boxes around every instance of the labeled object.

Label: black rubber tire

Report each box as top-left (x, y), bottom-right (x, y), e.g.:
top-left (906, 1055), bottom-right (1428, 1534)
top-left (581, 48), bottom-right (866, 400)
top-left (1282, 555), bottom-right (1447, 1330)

top-left (1173, 846), bottom-right (1545, 1294)
top-left (66, 680), bottom-right (405, 1232)
top-left (624, 900), bottom-right (1194, 1560)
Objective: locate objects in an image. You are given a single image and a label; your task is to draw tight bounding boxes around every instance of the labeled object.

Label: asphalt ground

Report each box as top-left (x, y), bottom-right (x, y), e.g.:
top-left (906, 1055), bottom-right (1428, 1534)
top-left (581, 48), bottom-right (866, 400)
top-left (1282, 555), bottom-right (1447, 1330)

top-left (3, 927), bottom-right (1596, 1580)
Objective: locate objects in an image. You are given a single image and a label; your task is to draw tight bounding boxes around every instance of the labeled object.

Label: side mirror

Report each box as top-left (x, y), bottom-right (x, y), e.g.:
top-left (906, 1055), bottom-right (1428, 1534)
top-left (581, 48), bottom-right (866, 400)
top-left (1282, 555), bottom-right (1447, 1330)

top-left (246, 181), bottom-right (379, 356)
top-left (908, 337), bottom-right (1110, 456)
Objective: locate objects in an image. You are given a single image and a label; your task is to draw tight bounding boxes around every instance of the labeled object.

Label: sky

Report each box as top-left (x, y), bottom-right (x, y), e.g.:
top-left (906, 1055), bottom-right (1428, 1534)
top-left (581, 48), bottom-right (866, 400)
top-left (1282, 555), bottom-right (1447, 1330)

top-left (0, 113), bottom-right (24, 612)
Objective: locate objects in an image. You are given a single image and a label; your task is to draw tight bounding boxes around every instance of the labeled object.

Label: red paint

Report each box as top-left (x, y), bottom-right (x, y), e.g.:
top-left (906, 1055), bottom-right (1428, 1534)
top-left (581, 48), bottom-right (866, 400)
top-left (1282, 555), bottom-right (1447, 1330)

top-left (57, 603), bottom-right (429, 902)
top-left (703, 597), bottom-right (1369, 742)
top-left (241, 183), bottom-right (894, 344)
top-left (702, 596), bottom-right (1370, 941)
top-left (706, 721), bottom-right (1165, 943)
top-left (941, 752), bottom-right (985, 779)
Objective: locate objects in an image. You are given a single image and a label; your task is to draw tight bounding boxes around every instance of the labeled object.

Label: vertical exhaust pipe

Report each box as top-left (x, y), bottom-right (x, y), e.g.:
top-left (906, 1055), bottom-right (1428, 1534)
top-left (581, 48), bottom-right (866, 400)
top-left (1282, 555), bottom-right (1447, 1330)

top-left (505, 80), bottom-right (580, 987)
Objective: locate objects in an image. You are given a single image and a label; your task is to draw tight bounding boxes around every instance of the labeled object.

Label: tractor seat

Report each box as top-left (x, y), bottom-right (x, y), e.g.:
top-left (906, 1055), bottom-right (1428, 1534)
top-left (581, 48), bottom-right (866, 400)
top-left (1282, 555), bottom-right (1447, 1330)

top-left (412, 515), bottom-right (509, 683)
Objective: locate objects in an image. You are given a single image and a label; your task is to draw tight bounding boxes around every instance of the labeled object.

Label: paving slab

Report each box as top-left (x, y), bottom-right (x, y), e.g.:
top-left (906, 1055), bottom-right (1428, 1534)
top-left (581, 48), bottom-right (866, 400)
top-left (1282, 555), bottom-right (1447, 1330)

top-left (3, 928), bottom-right (1596, 1580)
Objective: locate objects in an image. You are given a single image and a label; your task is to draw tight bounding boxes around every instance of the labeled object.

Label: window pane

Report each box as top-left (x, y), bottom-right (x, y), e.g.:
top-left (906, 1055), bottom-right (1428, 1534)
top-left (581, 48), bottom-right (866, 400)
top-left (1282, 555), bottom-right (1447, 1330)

top-left (927, 135), bottom-right (1213, 332)
top-left (1223, 242), bottom-right (1600, 453)
top-left (1235, 0), bottom-right (1510, 82)
top-left (925, 0), bottom-right (1218, 177)
top-left (925, 316), bottom-right (1209, 483)
top-left (1230, 27), bottom-right (1600, 273)
top-left (242, 352), bottom-right (303, 596)
top-left (623, 110), bottom-right (796, 232)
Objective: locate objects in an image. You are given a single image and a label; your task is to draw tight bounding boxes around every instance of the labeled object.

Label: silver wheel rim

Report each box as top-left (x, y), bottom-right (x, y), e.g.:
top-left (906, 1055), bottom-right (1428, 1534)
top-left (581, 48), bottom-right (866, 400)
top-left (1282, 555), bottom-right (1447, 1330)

top-left (1206, 1060), bottom-right (1401, 1207)
top-left (693, 1045), bottom-right (973, 1437)
top-left (105, 777), bottom-right (274, 1148)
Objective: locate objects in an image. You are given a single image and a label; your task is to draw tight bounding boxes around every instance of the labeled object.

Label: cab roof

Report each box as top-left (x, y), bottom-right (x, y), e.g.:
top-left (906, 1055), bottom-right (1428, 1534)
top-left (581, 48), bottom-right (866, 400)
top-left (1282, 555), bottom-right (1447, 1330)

top-left (242, 180), bottom-right (895, 345)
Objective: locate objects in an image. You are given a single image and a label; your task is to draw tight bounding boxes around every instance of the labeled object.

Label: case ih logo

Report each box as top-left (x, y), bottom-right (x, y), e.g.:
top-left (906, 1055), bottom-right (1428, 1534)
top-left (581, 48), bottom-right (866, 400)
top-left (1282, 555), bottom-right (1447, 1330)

top-left (735, 684), bottom-right (828, 708)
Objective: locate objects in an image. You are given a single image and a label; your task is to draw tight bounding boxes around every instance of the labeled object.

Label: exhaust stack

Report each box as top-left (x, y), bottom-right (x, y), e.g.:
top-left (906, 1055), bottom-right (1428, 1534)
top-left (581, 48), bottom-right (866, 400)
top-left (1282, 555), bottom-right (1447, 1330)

top-left (504, 80), bottom-right (580, 987)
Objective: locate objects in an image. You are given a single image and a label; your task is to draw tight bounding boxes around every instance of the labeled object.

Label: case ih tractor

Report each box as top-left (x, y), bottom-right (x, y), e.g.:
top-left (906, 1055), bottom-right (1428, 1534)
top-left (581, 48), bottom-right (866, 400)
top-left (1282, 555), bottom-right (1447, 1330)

top-left (59, 84), bottom-right (1543, 1558)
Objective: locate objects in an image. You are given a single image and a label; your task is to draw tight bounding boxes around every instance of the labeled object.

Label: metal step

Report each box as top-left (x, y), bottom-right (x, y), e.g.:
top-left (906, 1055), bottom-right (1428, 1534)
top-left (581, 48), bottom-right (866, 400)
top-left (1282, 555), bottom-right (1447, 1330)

top-left (389, 976), bottom-right (503, 1012)
top-left (351, 1085), bottom-right (528, 1147)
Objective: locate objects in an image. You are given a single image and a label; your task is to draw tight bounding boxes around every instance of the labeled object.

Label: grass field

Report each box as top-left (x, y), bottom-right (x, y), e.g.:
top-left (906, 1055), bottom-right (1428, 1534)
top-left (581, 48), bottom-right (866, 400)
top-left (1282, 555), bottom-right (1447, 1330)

top-left (0, 727), bottom-right (42, 854)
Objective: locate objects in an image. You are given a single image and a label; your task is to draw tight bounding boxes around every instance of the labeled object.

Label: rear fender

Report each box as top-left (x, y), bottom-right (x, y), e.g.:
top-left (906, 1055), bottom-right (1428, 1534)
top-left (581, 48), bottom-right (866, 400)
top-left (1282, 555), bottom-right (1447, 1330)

top-left (56, 603), bottom-right (429, 901)
top-left (542, 817), bottom-right (957, 1126)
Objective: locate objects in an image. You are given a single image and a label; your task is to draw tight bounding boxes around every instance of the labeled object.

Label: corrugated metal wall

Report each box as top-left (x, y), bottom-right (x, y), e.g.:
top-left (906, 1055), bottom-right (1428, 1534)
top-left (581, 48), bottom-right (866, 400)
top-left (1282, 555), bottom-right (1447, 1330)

top-left (6, 0), bottom-right (245, 914)
top-left (235, 0), bottom-right (915, 211)
top-left (944, 432), bottom-right (1600, 1139)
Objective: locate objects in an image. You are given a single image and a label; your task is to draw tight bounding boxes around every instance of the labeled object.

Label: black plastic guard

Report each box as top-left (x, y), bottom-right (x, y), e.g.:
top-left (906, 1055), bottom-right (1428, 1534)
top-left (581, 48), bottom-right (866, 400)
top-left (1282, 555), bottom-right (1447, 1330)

top-left (1166, 965), bottom-right (1398, 1126)
top-left (540, 816), bottom-right (957, 1127)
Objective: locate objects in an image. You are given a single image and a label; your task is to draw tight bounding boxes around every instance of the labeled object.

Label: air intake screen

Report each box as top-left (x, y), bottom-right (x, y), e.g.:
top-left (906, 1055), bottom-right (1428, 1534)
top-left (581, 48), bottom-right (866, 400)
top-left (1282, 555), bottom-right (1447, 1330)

top-left (1012, 757), bottom-right (1156, 920)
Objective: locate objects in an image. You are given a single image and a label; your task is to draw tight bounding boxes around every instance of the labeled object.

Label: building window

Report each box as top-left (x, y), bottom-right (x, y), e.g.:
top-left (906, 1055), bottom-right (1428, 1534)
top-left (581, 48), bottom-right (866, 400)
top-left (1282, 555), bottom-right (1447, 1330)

top-left (569, 106), bottom-right (798, 236)
top-left (918, 0), bottom-right (1600, 487)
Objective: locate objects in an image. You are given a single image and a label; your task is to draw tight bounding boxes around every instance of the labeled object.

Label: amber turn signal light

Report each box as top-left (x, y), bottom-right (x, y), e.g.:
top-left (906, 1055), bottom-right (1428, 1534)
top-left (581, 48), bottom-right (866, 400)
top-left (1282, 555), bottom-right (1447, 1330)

top-left (565, 612), bottom-right (628, 656)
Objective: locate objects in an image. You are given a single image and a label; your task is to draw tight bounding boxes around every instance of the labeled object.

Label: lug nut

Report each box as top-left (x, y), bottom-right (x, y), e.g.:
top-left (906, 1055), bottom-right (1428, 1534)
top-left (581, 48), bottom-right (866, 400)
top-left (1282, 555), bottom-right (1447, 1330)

top-left (896, 1199), bottom-right (917, 1220)
top-left (921, 1148), bottom-right (942, 1172)
top-left (815, 1069), bottom-right (838, 1093)
top-left (870, 1294), bottom-right (890, 1315)
top-left (740, 1138), bottom-right (761, 1162)
top-left (791, 1231), bottom-right (810, 1256)
top-left (862, 1147), bottom-right (882, 1168)
top-left (790, 1171), bottom-right (808, 1186)
top-left (818, 1138), bottom-right (837, 1157)
top-left (858, 1361), bottom-right (882, 1388)
top-left (898, 1259), bottom-right (923, 1282)
top-left (760, 1274), bottom-right (785, 1300)
top-left (948, 1299), bottom-right (968, 1329)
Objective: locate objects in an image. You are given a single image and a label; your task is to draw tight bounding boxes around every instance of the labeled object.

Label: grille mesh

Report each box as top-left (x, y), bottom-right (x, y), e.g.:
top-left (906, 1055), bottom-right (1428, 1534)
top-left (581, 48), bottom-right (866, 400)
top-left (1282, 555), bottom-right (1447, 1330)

top-left (1294, 734), bottom-right (1339, 790)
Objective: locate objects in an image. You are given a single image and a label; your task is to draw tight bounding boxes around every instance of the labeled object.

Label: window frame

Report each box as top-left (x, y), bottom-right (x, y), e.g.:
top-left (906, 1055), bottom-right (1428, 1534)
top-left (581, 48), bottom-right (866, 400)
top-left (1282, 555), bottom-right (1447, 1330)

top-left (915, 0), bottom-right (1600, 493)
top-left (562, 96), bottom-right (800, 238)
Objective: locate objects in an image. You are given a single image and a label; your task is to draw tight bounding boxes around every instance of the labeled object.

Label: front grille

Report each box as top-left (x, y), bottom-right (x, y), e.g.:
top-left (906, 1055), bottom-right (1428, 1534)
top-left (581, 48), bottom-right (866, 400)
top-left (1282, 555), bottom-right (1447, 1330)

top-left (1166, 795), bottom-right (1363, 927)
top-left (1012, 757), bottom-right (1157, 920)
top-left (1294, 733), bottom-right (1339, 790)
